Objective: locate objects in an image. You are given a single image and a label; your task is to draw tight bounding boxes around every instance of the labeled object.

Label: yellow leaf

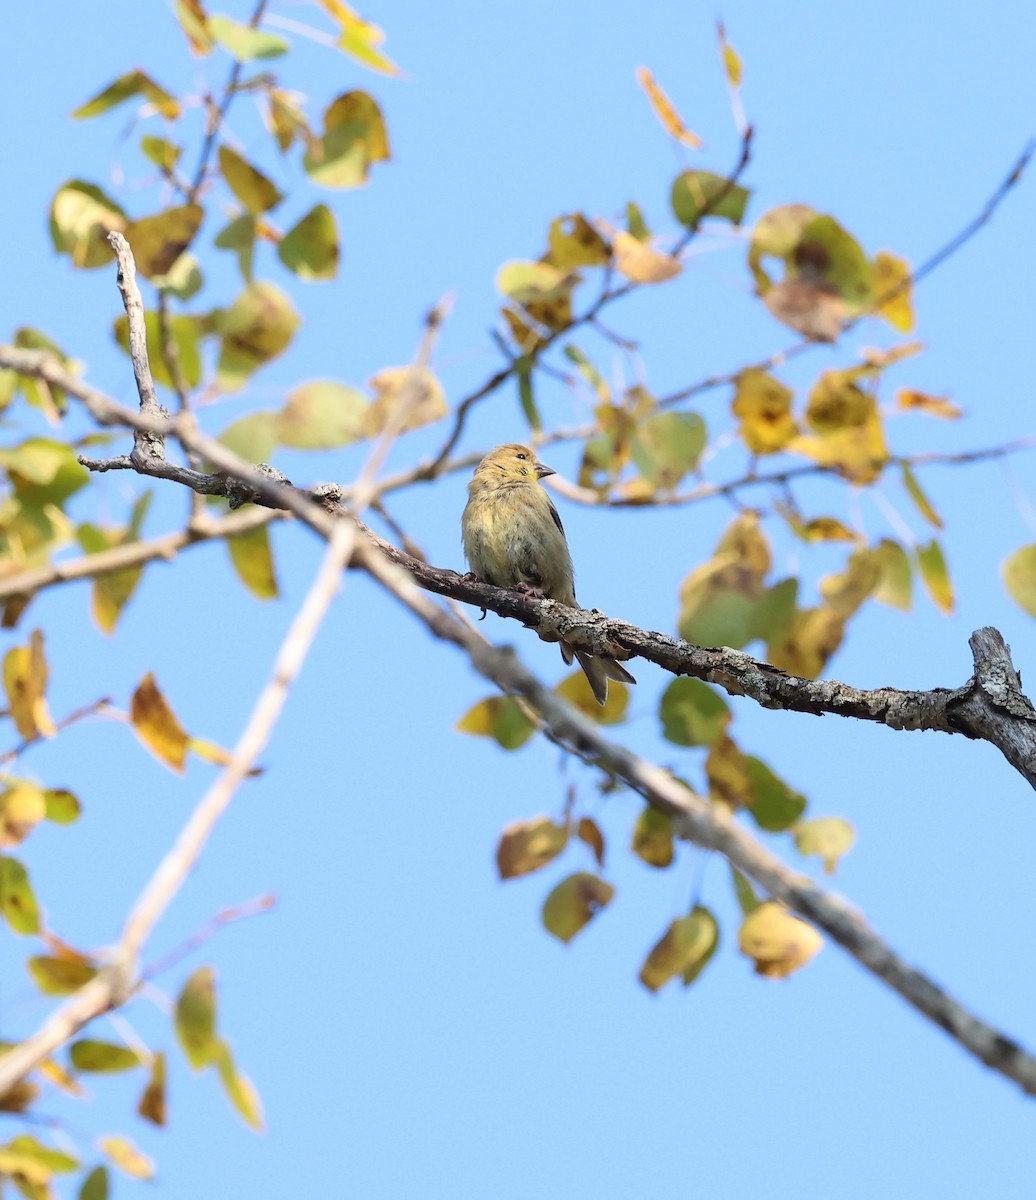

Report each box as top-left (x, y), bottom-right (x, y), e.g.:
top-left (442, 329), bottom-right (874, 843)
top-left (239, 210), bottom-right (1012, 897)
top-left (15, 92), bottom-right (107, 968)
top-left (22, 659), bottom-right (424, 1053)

top-left (175, 966), bottom-right (218, 1069)
top-left (767, 606), bottom-right (845, 679)
top-left (917, 539), bottom-right (954, 615)
top-left (716, 22), bottom-right (743, 87)
top-left (227, 524), bottom-right (279, 600)
top-left (794, 817), bottom-right (855, 874)
top-left (124, 204), bottom-right (204, 279)
top-left (27, 955), bottom-right (97, 995)
top-left (495, 817), bottom-right (568, 879)
top-left (635, 66), bottom-right (702, 147)
top-left (555, 669), bottom-right (629, 723)
top-left (610, 229), bottom-right (682, 284)
top-left (541, 872), bottom-right (614, 943)
top-left (364, 366), bottom-right (447, 436)
top-left (0, 784), bottom-right (47, 848)
top-left (873, 250), bottom-right (914, 332)
top-left (214, 1040), bottom-right (264, 1130)
top-left (130, 673), bottom-right (189, 773)
top-left (639, 906), bottom-right (719, 991)
top-left (819, 547), bottom-right (881, 618)
top-left (1003, 545), bottom-right (1036, 618)
top-left (631, 807), bottom-right (674, 868)
top-left (901, 462), bottom-right (943, 529)
top-left (738, 901), bottom-right (822, 978)
top-left (705, 734), bottom-right (752, 808)
top-left (99, 1135), bottom-right (155, 1181)
top-left (3, 630), bottom-right (56, 740)
top-left (732, 370), bottom-right (797, 454)
top-left (455, 695), bottom-right (535, 751)
top-left (896, 389), bottom-right (962, 419)
top-left (316, 0), bottom-right (401, 75)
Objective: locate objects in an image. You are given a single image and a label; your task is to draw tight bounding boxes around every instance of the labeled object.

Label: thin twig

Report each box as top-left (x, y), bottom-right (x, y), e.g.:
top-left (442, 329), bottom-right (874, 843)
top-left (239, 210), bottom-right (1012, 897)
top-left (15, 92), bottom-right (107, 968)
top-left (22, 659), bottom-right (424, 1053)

top-left (141, 894), bottom-right (276, 983)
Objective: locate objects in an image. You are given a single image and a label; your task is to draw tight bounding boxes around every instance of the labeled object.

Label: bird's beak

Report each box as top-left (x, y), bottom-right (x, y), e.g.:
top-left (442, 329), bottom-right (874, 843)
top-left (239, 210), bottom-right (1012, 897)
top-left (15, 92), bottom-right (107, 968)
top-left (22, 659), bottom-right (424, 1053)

top-left (535, 462), bottom-right (556, 480)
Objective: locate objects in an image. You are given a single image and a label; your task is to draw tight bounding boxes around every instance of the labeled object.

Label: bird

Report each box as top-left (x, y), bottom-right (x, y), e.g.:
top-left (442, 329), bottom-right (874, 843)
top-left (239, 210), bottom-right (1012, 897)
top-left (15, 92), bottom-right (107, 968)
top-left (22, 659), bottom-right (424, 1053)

top-left (461, 442), bottom-right (636, 705)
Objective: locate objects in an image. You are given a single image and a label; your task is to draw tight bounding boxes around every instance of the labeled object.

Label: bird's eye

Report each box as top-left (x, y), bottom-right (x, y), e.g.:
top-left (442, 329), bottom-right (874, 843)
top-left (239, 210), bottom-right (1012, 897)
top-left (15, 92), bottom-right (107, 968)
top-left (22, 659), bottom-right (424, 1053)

top-left (516, 452), bottom-right (527, 461)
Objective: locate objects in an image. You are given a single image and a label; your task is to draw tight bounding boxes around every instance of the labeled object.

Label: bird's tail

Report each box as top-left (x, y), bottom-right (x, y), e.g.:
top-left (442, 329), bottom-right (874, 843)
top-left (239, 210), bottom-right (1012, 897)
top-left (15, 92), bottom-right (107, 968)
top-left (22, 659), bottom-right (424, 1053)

top-left (562, 642), bottom-right (637, 706)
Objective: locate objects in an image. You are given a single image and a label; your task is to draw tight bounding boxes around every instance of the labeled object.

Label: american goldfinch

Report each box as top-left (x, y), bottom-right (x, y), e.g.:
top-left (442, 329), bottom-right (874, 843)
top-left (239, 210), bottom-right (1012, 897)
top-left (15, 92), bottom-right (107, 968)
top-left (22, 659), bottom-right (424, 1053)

top-left (462, 443), bottom-right (636, 705)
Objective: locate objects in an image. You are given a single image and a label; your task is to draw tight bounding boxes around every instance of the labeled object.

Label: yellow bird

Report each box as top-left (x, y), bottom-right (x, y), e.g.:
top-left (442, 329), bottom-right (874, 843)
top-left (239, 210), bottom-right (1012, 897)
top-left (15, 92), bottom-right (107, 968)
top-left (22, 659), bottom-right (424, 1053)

top-left (462, 443), bottom-right (636, 705)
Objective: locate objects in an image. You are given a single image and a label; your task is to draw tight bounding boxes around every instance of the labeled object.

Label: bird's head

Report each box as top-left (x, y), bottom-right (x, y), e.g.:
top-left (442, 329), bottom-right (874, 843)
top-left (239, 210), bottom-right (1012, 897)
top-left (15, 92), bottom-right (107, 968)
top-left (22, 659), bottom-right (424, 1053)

top-left (471, 443), bottom-right (556, 488)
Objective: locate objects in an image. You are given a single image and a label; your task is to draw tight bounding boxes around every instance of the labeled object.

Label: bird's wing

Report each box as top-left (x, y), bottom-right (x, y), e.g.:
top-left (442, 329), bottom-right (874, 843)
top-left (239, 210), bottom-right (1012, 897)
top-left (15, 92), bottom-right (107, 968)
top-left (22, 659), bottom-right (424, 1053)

top-left (546, 496), bottom-right (565, 538)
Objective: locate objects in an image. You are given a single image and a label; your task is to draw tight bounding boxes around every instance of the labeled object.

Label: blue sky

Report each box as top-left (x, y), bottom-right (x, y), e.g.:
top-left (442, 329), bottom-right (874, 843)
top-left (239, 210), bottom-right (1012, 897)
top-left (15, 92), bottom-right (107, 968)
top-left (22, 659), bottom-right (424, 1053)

top-left (1, 2), bottom-right (1035, 1197)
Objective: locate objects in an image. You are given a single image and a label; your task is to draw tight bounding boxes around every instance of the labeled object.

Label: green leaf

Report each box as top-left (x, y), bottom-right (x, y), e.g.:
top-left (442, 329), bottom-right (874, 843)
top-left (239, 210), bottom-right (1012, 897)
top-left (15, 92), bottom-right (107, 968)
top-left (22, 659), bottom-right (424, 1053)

top-left (541, 872), bottom-right (614, 943)
top-left (917, 539), bottom-right (954, 614)
top-left (745, 757), bottom-right (806, 832)
top-left (277, 381), bottom-right (368, 449)
top-left (175, 966), bottom-right (218, 1070)
top-left (49, 180), bottom-right (126, 269)
top-left (6, 1135), bottom-right (78, 1174)
top-left (517, 359), bottom-right (540, 431)
top-left (73, 70), bottom-right (180, 120)
top-left (671, 170), bottom-right (750, 227)
top-left (215, 282), bottom-right (300, 390)
top-left (794, 816), bottom-right (855, 874)
top-left (1003, 545), bottom-right (1036, 618)
top-left (730, 864), bottom-right (761, 915)
top-left (747, 578), bottom-right (798, 642)
top-left (153, 252), bottom-right (204, 301)
top-left (1, 439), bottom-right (90, 508)
top-left (456, 695), bottom-right (535, 750)
top-left (659, 677), bottom-right (730, 747)
top-left (79, 1167), bottom-right (109, 1200)
top-left (625, 201), bottom-right (650, 241)
top-left (218, 411), bottom-right (280, 464)
top-left (277, 204), bottom-right (339, 280)
top-left (208, 13), bottom-right (288, 60)
top-left (901, 462), bottom-right (942, 529)
top-left (44, 788), bottom-right (81, 824)
top-left (0, 856), bottom-right (40, 934)
top-left (227, 525), bottom-right (279, 600)
top-left (631, 807), bottom-right (675, 868)
top-left (219, 145), bottom-right (283, 214)
top-left (873, 538), bottom-right (913, 611)
top-left (639, 906), bottom-right (719, 992)
top-left (303, 91), bottom-right (390, 189)
top-left (141, 135), bottom-right (182, 172)
top-left (631, 412), bottom-right (705, 489)
top-left (213, 1040), bottom-right (264, 1130)
top-left (496, 816), bottom-right (568, 879)
top-left (544, 214), bottom-right (610, 268)
top-left (69, 1040), bottom-right (140, 1073)
top-left (563, 344), bottom-right (610, 403)
top-left (27, 956), bottom-right (97, 995)
top-left (794, 215), bottom-right (874, 312)
top-left (215, 213), bottom-right (257, 281)
top-left (678, 588), bottom-right (757, 649)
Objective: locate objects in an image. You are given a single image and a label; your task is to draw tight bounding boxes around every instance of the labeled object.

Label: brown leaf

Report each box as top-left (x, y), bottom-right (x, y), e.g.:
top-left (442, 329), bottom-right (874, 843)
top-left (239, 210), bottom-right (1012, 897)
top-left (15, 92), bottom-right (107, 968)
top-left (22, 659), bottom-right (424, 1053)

top-left (762, 279), bottom-right (844, 342)
top-left (496, 817), bottom-right (568, 879)
top-left (130, 673), bottom-right (189, 772)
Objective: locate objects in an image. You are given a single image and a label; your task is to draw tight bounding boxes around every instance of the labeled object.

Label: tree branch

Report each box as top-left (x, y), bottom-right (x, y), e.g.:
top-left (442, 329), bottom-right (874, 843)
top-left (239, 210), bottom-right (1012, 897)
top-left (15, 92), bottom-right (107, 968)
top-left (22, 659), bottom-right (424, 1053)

top-left (356, 539), bottom-right (1036, 1097)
